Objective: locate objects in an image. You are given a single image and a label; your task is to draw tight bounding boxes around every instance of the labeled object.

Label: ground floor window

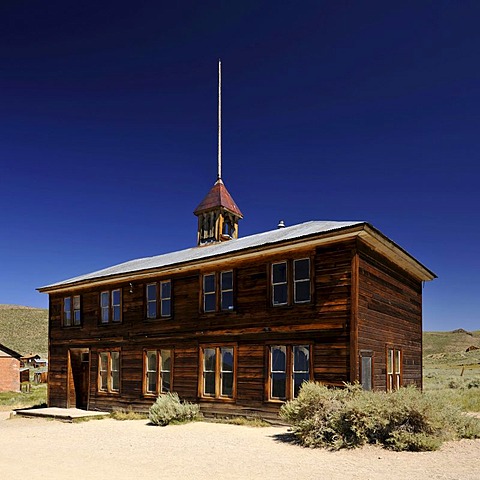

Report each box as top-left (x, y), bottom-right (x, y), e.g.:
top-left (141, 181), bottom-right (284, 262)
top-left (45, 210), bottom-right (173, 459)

top-left (199, 345), bottom-right (236, 399)
top-left (360, 351), bottom-right (373, 391)
top-left (386, 347), bottom-right (402, 391)
top-left (98, 350), bottom-right (120, 393)
top-left (268, 344), bottom-right (311, 401)
top-left (144, 349), bottom-right (173, 395)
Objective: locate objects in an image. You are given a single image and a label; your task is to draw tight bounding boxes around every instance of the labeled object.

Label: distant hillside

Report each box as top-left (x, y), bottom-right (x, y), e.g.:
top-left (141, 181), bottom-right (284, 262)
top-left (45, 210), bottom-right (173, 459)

top-left (423, 329), bottom-right (480, 356)
top-left (0, 305), bottom-right (48, 357)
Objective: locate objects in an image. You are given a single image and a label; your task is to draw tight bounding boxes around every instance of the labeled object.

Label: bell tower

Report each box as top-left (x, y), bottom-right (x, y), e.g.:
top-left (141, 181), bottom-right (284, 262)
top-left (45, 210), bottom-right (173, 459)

top-left (194, 60), bottom-right (243, 245)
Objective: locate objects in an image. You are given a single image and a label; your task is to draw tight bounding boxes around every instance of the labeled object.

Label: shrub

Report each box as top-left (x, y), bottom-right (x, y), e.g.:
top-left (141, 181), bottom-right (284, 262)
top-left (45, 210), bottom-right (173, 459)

top-left (467, 378), bottom-right (480, 389)
top-left (148, 392), bottom-right (200, 426)
top-left (280, 382), bottom-right (480, 451)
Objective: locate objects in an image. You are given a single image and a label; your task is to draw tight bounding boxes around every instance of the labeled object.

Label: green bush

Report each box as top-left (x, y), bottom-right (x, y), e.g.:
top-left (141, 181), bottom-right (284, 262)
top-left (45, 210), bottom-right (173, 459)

top-left (148, 392), bottom-right (200, 426)
top-left (280, 382), bottom-right (480, 451)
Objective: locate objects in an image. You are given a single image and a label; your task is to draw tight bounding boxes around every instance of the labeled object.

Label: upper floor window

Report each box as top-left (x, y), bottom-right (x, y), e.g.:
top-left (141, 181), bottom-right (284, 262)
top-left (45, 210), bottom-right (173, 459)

top-left (100, 289), bottom-right (121, 324)
top-left (272, 258), bottom-right (311, 306)
top-left (63, 295), bottom-right (81, 327)
top-left (144, 349), bottom-right (173, 395)
top-left (203, 271), bottom-right (234, 313)
top-left (98, 350), bottom-right (120, 393)
top-left (146, 280), bottom-right (172, 319)
top-left (268, 344), bottom-right (311, 401)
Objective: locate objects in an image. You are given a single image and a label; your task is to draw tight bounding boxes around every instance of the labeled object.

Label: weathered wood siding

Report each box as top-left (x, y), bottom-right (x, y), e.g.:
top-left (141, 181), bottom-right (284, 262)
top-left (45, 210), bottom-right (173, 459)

top-left (356, 241), bottom-right (423, 390)
top-left (47, 239), bottom-right (358, 416)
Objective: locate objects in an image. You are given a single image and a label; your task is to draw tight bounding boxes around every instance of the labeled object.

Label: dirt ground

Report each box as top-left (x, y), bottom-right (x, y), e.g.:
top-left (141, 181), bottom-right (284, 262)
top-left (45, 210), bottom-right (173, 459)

top-left (0, 411), bottom-right (479, 480)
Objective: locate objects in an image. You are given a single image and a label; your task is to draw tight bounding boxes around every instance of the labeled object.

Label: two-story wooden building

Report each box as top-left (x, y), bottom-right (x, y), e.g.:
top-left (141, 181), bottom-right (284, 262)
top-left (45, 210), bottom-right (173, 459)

top-left (38, 175), bottom-right (435, 418)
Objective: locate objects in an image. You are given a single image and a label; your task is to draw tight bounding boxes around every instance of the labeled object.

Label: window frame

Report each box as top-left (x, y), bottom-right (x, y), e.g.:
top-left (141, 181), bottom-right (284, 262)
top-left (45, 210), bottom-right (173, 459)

top-left (100, 289), bottom-right (122, 324)
top-left (143, 348), bottom-right (174, 396)
top-left (266, 344), bottom-right (313, 402)
top-left (201, 271), bottom-right (235, 313)
top-left (386, 346), bottom-right (402, 391)
top-left (359, 350), bottom-right (374, 391)
top-left (270, 257), bottom-right (312, 307)
top-left (97, 349), bottom-right (121, 394)
top-left (198, 344), bottom-right (237, 401)
top-left (145, 280), bottom-right (172, 320)
top-left (62, 295), bottom-right (81, 327)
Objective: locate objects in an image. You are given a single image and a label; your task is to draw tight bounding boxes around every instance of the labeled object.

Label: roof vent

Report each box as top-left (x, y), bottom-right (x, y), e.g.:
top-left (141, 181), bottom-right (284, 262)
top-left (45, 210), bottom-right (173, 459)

top-left (277, 220), bottom-right (285, 229)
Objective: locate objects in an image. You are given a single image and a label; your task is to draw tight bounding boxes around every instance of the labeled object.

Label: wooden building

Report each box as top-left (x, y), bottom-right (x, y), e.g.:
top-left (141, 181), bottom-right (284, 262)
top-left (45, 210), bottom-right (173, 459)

top-left (38, 63), bottom-right (435, 417)
top-left (0, 343), bottom-right (22, 393)
top-left (38, 182), bottom-right (435, 417)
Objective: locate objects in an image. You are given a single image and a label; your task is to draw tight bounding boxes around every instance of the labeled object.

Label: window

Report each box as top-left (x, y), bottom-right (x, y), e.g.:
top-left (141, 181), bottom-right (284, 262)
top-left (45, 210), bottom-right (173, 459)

top-left (387, 347), bottom-right (402, 391)
top-left (268, 345), bottom-right (311, 401)
top-left (271, 258), bottom-right (311, 306)
top-left (98, 350), bottom-right (120, 393)
top-left (202, 271), bottom-right (234, 313)
top-left (272, 262), bottom-right (288, 306)
top-left (62, 295), bottom-right (81, 327)
top-left (144, 349), bottom-right (173, 395)
top-left (200, 346), bottom-right (236, 399)
top-left (100, 289), bottom-right (122, 324)
top-left (360, 351), bottom-right (373, 391)
top-left (146, 280), bottom-right (172, 319)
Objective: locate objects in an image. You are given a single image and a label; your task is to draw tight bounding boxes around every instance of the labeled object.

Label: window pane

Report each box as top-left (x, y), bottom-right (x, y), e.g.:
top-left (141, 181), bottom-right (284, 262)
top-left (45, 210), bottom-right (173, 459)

top-left (273, 284), bottom-right (288, 305)
top-left (203, 348), bottom-right (216, 371)
top-left (395, 350), bottom-right (401, 374)
top-left (101, 292), bottom-right (109, 308)
top-left (112, 370), bottom-right (120, 391)
top-left (221, 271), bottom-right (233, 290)
top-left (204, 293), bottom-right (216, 312)
top-left (161, 281), bottom-right (171, 299)
top-left (295, 281), bottom-right (310, 303)
top-left (111, 352), bottom-right (120, 371)
top-left (100, 352), bottom-right (109, 370)
top-left (293, 373), bottom-right (309, 398)
top-left (293, 346), bottom-right (310, 372)
top-left (112, 289), bottom-right (121, 306)
top-left (161, 350), bottom-right (171, 371)
top-left (161, 299), bottom-right (171, 317)
top-left (147, 372), bottom-right (157, 393)
top-left (387, 349), bottom-right (393, 374)
top-left (112, 305), bottom-right (121, 322)
top-left (73, 295), bottom-right (80, 309)
top-left (100, 371), bottom-right (108, 391)
top-left (221, 291), bottom-right (233, 311)
top-left (361, 356), bottom-right (372, 391)
top-left (221, 372), bottom-right (233, 397)
top-left (147, 301), bottom-right (157, 319)
top-left (147, 351), bottom-right (157, 371)
top-left (161, 371), bottom-right (171, 393)
top-left (271, 373), bottom-right (286, 399)
top-left (271, 346), bottom-right (286, 372)
top-left (221, 348), bottom-right (234, 372)
top-left (73, 310), bottom-right (81, 325)
top-left (146, 284), bottom-right (156, 302)
top-left (204, 274), bottom-right (215, 293)
top-left (272, 262), bottom-right (287, 283)
top-left (204, 372), bottom-right (216, 396)
top-left (294, 259), bottom-right (310, 281)
top-left (63, 298), bottom-right (71, 326)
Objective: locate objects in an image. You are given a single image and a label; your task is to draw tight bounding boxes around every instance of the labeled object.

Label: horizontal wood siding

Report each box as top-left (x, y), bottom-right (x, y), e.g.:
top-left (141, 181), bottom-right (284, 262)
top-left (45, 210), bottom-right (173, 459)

top-left (356, 242), bottom-right (423, 390)
top-left (47, 241), bottom-right (355, 415)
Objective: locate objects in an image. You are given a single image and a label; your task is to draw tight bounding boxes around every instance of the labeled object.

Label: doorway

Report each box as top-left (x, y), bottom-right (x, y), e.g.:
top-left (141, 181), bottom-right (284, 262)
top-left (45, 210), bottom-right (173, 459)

top-left (68, 348), bottom-right (90, 409)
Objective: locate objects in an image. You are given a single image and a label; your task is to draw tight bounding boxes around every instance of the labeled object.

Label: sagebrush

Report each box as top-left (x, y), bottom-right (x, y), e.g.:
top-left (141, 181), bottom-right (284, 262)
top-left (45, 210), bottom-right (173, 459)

top-left (280, 382), bottom-right (480, 451)
top-left (148, 392), bottom-right (200, 426)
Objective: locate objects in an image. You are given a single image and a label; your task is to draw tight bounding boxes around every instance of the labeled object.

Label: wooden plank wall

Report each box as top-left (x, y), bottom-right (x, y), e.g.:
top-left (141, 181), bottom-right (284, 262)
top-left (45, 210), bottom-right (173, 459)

top-left (47, 241), bottom-right (354, 416)
top-left (356, 242), bottom-right (423, 390)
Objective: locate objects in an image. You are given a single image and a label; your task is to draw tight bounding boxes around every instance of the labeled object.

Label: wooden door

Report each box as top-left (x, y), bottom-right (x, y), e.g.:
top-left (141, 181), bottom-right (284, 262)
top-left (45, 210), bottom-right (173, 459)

top-left (68, 349), bottom-right (90, 409)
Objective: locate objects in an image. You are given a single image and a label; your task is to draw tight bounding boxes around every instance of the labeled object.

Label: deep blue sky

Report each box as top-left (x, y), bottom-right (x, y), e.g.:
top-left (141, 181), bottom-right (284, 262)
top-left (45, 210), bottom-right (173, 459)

top-left (1, 1), bottom-right (478, 331)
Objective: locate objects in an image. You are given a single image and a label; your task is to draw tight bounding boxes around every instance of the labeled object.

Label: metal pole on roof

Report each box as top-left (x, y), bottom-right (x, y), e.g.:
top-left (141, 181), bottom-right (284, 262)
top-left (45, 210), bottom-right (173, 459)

top-left (217, 59), bottom-right (222, 181)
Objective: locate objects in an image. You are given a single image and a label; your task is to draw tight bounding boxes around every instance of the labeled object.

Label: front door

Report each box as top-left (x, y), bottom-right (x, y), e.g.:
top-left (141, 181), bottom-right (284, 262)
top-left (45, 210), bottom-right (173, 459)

top-left (68, 348), bottom-right (90, 409)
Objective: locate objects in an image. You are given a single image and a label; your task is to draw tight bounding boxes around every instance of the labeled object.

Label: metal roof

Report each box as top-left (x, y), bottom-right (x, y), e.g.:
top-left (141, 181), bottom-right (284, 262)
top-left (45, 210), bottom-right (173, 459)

top-left (39, 220), bottom-right (363, 289)
top-left (194, 179), bottom-right (243, 217)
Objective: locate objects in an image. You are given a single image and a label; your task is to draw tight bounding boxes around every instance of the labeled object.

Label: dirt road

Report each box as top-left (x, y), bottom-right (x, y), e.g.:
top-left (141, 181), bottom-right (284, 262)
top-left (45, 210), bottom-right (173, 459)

top-left (0, 412), bottom-right (479, 480)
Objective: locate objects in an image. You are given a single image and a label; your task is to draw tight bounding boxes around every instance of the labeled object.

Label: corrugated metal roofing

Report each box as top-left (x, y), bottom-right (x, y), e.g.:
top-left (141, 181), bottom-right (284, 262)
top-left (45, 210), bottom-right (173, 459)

top-left (40, 220), bottom-right (363, 289)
